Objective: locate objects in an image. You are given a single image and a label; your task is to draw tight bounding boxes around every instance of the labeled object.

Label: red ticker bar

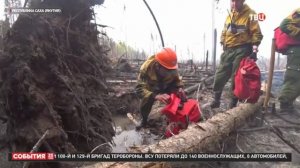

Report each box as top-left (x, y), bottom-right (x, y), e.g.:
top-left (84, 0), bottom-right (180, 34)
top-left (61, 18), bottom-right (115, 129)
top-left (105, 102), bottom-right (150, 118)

top-left (9, 153), bottom-right (292, 162)
top-left (9, 152), bottom-right (55, 161)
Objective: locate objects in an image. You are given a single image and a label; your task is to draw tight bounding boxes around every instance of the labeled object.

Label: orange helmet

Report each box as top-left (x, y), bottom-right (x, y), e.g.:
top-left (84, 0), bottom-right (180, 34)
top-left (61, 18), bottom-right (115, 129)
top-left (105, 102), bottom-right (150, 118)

top-left (155, 47), bottom-right (178, 69)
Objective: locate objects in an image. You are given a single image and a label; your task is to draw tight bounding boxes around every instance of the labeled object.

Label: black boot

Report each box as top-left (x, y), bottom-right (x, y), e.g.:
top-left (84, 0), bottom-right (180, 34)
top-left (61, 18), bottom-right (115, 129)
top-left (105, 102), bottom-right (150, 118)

top-left (229, 98), bottom-right (238, 109)
top-left (279, 102), bottom-right (294, 113)
top-left (210, 92), bottom-right (222, 108)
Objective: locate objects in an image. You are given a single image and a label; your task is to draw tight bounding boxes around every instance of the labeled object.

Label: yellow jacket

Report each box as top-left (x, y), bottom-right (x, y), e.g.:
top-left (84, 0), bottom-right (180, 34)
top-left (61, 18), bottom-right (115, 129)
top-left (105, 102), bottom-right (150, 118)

top-left (280, 8), bottom-right (300, 39)
top-left (135, 56), bottom-right (183, 101)
top-left (221, 4), bottom-right (263, 48)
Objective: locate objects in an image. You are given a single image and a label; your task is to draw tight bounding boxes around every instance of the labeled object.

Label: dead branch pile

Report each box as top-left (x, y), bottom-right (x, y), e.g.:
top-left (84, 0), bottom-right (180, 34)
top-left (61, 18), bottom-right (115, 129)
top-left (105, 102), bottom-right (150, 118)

top-left (0, 0), bottom-right (114, 161)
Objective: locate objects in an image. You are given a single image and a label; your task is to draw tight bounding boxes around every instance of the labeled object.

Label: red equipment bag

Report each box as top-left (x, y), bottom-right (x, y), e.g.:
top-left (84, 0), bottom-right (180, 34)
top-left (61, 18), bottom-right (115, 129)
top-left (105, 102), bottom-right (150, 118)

top-left (234, 57), bottom-right (261, 103)
top-left (161, 93), bottom-right (201, 138)
top-left (274, 27), bottom-right (300, 53)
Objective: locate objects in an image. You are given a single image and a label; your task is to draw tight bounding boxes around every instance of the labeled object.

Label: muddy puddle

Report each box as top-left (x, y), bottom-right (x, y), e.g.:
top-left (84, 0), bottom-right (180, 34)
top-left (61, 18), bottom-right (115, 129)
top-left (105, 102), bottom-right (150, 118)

top-left (111, 115), bottom-right (160, 153)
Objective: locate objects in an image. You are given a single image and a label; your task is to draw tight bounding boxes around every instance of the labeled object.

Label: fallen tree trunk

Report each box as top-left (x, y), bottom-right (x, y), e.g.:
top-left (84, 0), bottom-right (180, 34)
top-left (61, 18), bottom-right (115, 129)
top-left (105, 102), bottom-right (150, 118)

top-left (82, 98), bottom-right (264, 168)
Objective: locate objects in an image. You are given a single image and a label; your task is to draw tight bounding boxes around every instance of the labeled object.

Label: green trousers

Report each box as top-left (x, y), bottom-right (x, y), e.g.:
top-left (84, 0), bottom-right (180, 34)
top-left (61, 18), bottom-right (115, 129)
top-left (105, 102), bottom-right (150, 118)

top-left (279, 46), bottom-right (300, 104)
top-left (139, 84), bottom-right (179, 123)
top-left (213, 45), bottom-right (251, 97)
top-left (140, 96), bottom-right (156, 123)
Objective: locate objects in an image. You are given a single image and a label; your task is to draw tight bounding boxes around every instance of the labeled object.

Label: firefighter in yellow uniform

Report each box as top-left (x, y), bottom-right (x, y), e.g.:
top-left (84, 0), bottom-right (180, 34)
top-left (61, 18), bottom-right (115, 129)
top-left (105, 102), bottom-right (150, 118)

top-left (211, 0), bottom-right (263, 109)
top-left (278, 8), bottom-right (300, 112)
top-left (135, 48), bottom-right (184, 130)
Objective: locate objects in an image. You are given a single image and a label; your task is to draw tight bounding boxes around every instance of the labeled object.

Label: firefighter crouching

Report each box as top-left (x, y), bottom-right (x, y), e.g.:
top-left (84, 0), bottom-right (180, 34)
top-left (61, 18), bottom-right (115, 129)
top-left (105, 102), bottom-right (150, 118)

top-left (134, 47), bottom-right (185, 130)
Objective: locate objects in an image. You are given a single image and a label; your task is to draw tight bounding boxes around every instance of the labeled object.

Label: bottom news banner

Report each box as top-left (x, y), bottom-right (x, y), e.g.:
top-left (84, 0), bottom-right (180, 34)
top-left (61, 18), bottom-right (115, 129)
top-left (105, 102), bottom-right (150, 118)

top-left (8, 152), bottom-right (292, 162)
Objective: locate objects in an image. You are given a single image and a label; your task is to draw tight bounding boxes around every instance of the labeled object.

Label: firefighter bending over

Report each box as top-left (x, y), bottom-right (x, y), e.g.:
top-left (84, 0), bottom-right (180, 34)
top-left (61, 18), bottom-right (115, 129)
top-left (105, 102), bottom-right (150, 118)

top-left (135, 47), bottom-right (184, 130)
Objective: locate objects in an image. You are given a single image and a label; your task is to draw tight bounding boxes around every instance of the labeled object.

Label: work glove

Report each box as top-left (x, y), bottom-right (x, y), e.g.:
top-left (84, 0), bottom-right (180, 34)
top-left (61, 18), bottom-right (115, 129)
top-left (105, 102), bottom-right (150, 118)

top-left (177, 88), bottom-right (187, 102)
top-left (248, 45), bottom-right (258, 61)
top-left (248, 52), bottom-right (257, 61)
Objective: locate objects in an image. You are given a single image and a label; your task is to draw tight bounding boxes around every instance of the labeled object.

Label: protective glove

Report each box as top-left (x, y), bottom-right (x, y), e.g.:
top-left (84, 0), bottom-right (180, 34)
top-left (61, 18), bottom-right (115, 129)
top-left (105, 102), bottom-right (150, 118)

top-left (248, 52), bottom-right (257, 61)
top-left (248, 45), bottom-right (258, 61)
top-left (177, 88), bottom-right (187, 102)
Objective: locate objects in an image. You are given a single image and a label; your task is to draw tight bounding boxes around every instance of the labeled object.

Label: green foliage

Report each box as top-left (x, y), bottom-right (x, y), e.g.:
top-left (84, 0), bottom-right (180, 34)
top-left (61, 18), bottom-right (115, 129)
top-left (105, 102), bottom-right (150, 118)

top-left (0, 18), bottom-right (10, 49)
top-left (0, 19), bottom-right (10, 35)
top-left (103, 37), bottom-right (146, 63)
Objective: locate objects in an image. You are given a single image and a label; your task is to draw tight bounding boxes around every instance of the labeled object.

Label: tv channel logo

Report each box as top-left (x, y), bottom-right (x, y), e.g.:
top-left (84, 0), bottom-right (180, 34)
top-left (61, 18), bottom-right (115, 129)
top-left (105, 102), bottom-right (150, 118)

top-left (249, 13), bottom-right (266, 21)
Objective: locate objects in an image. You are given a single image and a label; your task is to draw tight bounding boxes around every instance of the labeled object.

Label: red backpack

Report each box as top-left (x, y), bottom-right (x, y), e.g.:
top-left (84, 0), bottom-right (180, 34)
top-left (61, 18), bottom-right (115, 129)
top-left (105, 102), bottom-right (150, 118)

top-left (234, 58), bottom-right (261, 103)
top-left (161, 93), bottom-right (201, 138)
top-left (274, 27), bottom-right (300, 53)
